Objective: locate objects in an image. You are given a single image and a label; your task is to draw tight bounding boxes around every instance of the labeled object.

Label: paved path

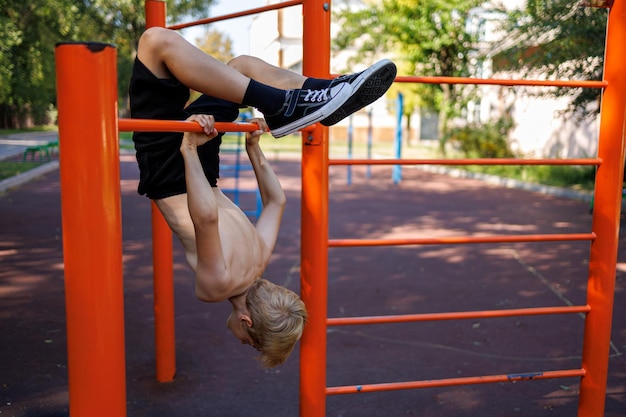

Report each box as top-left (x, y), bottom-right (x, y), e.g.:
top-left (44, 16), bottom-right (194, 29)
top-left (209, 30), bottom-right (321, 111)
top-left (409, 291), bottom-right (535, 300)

top-left (0, 149), bottom-right (624, 417)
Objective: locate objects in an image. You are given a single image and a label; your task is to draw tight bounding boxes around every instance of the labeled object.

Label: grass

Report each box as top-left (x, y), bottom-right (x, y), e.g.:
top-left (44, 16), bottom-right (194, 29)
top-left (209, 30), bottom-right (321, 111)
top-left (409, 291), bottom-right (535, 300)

top-left (0, 161), bottom-right (46, 181)
top-left (462, 164), bottom-right (596, 191)
top-left (325, 138), bottom-right (596, 191)
top-left (222, 132), bottom-right (302, 155)
top-left (0, 126), bottom-right (56, 135)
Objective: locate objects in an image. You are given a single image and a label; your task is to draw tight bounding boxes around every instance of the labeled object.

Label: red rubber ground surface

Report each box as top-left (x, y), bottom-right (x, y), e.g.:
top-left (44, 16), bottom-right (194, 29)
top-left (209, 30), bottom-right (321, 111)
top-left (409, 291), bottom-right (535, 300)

top-left (1, 154), bottom-right (624, 417)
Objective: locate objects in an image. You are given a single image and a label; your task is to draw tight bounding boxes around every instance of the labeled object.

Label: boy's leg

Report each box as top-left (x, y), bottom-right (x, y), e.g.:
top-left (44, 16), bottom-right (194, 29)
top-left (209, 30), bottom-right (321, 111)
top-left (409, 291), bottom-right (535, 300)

top-left (226, 55), bottom-right (397, 124)
top-left (136, 27), bottom-right (397, 138)
top-left (227, 55), bottom-right (307, 90)
top-left (264, 59), bottom-right (397, 137)
top-left (137, 27), bottom-right (249, 104)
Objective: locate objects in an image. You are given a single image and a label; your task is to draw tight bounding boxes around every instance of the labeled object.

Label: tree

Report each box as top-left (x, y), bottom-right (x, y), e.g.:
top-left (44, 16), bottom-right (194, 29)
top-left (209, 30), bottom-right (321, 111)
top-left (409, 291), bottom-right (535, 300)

top-left (188, 28), bottom-right (235, 103)
top-left (0, 0), bottom-right (217, 128)
top-left (81, 0), bottom-right (217, 53)
top-left (495, 0), bottom-right (607, 120)
top-left (1, 0), bottom-right (80, 127)
top-left (195, 28), bottom-right (234, 64)
top-left (85, 0), bottom-right (219, 115)
top-left (333, 0), bottom-right (484, 148)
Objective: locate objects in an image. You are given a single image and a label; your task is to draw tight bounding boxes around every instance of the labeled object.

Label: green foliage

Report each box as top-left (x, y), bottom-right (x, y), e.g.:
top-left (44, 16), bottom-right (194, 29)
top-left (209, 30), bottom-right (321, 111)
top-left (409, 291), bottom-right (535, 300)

top-left (0, 0), bottom-right (216, 128)
top-left (447, 115), bottom-right (516, 158)
top-left (333, 0), bottom-right (483, 144)
top-left (495, 0), bottom-right (607, 119)
top-left (195, 29), bottom-right (234, 66)
top-left (532, 164), bottom-right (595, 190)
top-left (464, 163), bottom-right (596, 191)
top-left (0, 161), bottom-right (44, 181)
top-left (445, 111), bottom-right (597, 190)
top-left (1, 0), bottom-right (77, 126)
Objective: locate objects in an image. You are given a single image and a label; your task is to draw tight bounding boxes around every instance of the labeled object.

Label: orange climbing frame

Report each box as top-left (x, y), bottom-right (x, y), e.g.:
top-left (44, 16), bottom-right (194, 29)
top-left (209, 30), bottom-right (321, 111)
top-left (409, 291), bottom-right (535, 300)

top-left (55, 1), bottom-right (624, 416)
top-left (55, 42), bottom-right (126, 417)
top-left (141, 0), bottom-right (312, 384)
top-left (54, 1), bottom-right (306, 415)
top-left (298, 1), bottom-right (625, 417)
top-left (300, 0), bottom-right (626, 417)
top-left (55, 42), bottom-right (262, 417)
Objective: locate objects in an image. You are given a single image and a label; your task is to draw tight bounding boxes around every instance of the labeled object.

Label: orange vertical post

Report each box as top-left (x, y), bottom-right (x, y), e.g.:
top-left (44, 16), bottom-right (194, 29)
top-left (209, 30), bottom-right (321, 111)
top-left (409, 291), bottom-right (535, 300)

top-left (145, 0), bottom-right (166, 28)
top-left (144, 0), bottom-right (177, 383)
top-left (300, 1), bottom-right (331, 417)
top-left (579, 2), bottom-right (626, 416)
top-left (55, 42), bottom-right (126, 417)
top-left (151, 201), bottom-right (176, 382)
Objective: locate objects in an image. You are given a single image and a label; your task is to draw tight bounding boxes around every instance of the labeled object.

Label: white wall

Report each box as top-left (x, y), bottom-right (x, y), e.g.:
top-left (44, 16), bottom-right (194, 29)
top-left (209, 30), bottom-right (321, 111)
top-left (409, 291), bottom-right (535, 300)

top-left (473, 1), bottom-right (601, 158)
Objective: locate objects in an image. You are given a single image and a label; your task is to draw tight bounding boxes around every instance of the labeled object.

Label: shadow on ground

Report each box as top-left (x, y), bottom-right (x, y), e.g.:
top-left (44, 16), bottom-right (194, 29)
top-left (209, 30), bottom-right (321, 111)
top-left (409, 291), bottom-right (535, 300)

top-left (0, 156), bottom-right (624, 416)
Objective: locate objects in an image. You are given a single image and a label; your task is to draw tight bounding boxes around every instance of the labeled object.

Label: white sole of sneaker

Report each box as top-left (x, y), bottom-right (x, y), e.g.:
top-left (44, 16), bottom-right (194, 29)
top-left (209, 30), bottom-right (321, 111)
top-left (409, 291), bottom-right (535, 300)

top-left (321, 59), bottom-right (396, 126)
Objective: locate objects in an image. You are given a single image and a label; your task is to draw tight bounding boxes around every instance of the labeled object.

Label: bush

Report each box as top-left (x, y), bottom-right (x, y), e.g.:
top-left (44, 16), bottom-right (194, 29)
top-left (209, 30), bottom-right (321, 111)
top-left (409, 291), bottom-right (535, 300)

top-left (445, 115), bottom-right (596, 190)
top-left (447, 116), bottom-right (516, 158)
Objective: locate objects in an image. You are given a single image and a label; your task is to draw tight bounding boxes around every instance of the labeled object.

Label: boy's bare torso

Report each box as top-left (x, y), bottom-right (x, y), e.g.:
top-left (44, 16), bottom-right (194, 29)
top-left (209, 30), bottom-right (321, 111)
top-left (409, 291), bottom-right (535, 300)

top-left (155, 189), bottom-right (267, 297)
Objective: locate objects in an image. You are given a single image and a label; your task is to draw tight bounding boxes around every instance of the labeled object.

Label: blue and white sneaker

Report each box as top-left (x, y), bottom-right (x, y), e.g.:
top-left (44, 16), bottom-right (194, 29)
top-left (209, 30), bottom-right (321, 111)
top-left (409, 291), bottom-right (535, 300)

top-left (266, 59), bottom-right (397, 138)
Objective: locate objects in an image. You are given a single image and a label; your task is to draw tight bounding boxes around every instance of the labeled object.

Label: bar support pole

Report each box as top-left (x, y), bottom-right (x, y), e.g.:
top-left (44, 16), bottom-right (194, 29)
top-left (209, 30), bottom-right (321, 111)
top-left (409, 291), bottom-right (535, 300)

top-left (56, 42), bottom-right (126, 417)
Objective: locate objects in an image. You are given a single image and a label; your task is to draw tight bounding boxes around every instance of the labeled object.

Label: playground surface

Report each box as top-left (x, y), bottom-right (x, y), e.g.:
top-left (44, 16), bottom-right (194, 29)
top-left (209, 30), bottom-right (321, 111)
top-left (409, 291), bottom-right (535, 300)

top-left (1, 148), bottom-right (625, 417)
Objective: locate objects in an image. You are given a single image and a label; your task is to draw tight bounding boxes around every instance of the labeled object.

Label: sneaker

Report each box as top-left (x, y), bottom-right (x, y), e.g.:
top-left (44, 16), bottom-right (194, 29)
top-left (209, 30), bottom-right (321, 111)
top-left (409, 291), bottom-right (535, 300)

top-left (265, 82), bottom-right (351, 138)
top-left (265, 59), bottom-right (397, 138)
top-left (321, 59), bottom-right (397, 126)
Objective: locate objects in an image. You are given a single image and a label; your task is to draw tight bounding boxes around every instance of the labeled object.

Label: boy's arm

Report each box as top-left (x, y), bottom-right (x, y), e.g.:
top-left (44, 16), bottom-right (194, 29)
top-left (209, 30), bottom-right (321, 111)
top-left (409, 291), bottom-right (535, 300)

top-left (180, 114), bottom-right (229, 302)
top-left (245, 118), bottom-right (286, 257)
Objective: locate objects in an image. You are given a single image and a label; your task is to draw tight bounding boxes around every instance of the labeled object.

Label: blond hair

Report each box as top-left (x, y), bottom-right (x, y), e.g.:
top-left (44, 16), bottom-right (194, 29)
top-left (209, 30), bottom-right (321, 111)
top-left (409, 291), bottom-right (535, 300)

top-left (245, 279), bottom-right (307, 367)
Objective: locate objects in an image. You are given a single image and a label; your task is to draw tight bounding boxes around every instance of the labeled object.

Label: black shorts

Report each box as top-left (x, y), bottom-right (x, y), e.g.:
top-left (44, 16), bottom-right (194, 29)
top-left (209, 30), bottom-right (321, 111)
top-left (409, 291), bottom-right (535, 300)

top-left (129, 58), bottom-right (240, 199)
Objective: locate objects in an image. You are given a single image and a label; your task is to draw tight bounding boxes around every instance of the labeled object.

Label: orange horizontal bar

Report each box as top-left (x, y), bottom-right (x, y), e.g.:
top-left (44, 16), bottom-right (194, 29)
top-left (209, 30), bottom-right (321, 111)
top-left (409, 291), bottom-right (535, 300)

top-left (328, 233), bottom-right (596, 248)
top-left (327, 305), bottom-right (591, 326)
top-left (395, 75), bottom-right (607, 89)
top-left (168, 0), bottom-right (303, 30)
top-left (329, 158), bottom-right (602, 166)
top-left (326, 369), bottom-right (586, 395)
top-left (118, 118), bottom-right (259, 133)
